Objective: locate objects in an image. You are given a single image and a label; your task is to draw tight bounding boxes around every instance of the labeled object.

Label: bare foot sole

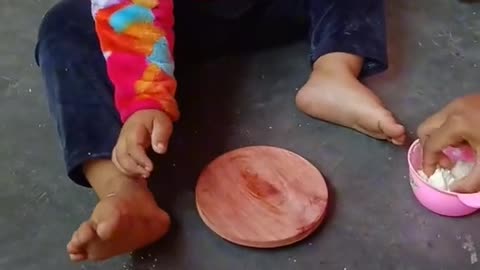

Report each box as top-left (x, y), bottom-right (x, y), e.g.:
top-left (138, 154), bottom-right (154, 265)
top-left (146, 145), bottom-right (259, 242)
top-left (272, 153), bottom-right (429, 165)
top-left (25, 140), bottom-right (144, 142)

top-left (296, 66), bottom-right (406, 145)
top-left (66, 178), bottom-right (170, 262)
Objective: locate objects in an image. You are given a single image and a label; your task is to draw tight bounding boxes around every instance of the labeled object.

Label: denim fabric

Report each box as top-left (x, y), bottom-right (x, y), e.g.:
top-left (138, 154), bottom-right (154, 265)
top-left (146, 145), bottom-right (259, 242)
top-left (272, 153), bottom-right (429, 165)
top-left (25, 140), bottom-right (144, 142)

top-left (308, 0), bottom-right (387, 77)
top-left (36, 0), bottom-right (120, 187)
top-left (35, 0), bottom-right (387, 187)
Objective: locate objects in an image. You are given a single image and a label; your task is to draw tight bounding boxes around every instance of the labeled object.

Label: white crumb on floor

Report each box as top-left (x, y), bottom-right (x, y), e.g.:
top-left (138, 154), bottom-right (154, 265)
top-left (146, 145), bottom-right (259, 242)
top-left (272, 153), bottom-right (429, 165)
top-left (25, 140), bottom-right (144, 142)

top-left (463, 234), bottom-right (478, 264)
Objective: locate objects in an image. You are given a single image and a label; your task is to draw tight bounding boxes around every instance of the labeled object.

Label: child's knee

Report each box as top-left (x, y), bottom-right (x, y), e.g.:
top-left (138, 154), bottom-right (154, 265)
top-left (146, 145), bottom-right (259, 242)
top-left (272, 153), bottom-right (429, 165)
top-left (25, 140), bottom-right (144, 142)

top-left (38, 0), bottom-right (83, 40)
top-left (36, 0), bottom-right (97, 66)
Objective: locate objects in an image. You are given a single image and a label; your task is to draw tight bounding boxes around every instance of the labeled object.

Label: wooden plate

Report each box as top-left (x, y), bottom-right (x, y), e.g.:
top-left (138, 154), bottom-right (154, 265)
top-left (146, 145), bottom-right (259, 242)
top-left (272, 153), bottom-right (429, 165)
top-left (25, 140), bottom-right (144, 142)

top-left (195, 146), bottom-right (328, 248)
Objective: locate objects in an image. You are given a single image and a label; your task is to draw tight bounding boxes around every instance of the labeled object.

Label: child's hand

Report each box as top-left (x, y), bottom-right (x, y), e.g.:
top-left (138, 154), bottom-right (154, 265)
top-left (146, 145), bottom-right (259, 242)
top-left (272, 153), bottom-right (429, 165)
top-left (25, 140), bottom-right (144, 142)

top-left (417, 95), bottom-right (480, 193)
top-left (113, 109), bottom-right (173, 178)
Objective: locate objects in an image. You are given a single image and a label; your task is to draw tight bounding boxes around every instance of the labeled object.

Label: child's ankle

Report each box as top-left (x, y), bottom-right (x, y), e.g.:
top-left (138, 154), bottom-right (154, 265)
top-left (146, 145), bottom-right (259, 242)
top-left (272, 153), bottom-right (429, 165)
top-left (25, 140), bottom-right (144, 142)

top-left (83, 159), bottom-right (127, 199)
top-left (313, 52), bottom-right (363, 77)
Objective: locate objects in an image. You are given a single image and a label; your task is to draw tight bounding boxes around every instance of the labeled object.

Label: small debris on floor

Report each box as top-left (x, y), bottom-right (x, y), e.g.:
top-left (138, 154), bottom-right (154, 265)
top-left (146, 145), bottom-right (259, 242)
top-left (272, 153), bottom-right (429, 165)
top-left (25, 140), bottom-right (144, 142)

top-left (462, 234), bottom-right (478, 264)
top-left (38, 192), bottom-right (47, 201)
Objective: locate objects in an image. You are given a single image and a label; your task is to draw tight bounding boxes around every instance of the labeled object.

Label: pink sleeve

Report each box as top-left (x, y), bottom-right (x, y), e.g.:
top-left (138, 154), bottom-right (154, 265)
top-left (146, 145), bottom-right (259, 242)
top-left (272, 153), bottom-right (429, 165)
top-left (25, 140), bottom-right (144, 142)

top-left (91, 0), bottom-right (179, 123)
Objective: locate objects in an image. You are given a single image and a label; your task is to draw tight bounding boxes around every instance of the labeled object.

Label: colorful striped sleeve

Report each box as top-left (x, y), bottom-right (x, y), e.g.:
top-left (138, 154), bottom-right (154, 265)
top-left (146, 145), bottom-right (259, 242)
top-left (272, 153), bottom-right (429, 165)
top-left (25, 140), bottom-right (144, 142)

top-left (91, 0), bottom-right (179, 123)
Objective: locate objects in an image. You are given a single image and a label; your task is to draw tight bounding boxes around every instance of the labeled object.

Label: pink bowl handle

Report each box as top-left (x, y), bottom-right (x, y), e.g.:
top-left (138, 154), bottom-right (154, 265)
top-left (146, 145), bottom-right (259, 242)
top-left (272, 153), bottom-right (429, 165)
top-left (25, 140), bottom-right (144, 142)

top-left (458, 193), bottom-right (480, 208)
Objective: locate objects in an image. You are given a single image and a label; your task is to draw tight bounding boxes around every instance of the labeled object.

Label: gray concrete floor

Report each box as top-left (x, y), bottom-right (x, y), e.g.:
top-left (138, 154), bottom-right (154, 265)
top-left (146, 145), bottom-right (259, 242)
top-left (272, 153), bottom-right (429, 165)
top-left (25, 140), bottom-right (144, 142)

top-left (2, 0), bottom-right (480, 269)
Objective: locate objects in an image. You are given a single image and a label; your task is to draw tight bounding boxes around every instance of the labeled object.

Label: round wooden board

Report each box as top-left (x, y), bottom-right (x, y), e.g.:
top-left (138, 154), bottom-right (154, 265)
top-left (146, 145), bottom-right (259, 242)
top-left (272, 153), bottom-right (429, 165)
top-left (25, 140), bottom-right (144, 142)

top-left (195, 146), bottom-right (328, 248)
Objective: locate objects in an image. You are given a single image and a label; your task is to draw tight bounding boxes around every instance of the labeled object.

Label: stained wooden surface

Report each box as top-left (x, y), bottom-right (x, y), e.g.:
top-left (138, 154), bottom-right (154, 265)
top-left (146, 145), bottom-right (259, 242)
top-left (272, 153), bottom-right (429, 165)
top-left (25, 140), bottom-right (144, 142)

top-left (195, 146), bottom-right (328, 248)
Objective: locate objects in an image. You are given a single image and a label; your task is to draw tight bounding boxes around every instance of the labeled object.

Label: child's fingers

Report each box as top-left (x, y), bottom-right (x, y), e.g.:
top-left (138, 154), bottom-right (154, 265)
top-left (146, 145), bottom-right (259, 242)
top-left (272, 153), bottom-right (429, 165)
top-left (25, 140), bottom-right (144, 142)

top-left (120, 154), bottom-right (147, 176)
top-left (125, 127), bottom-right (152, 177)
top-left (112, 147), bottom-right (128, 175)
top-left (113, 145), bottom-right (147, 177)
top-left (151, 115), bottom-right (172, 154)
top-left (127, 144), bottom-right (153, 174)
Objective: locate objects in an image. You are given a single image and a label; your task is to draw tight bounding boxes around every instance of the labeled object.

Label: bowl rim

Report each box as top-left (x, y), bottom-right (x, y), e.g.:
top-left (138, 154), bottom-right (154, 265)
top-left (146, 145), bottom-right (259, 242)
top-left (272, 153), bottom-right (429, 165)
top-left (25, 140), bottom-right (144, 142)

top-left (407, 139), bottom-right (461, 196)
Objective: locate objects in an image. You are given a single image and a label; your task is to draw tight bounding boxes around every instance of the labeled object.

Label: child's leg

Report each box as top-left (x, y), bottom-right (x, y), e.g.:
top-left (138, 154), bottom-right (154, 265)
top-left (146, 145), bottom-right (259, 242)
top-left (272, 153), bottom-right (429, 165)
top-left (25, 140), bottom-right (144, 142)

top-left (36, 0), bottom-right (169, 261)
top-left (295, 0), bottom-right (406, 145)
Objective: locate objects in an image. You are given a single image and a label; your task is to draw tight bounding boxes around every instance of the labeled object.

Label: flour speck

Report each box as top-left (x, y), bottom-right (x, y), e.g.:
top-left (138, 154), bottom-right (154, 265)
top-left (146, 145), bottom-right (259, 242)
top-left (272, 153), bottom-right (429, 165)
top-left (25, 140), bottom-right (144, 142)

top-left (462, 234), bottom-right (478, 264)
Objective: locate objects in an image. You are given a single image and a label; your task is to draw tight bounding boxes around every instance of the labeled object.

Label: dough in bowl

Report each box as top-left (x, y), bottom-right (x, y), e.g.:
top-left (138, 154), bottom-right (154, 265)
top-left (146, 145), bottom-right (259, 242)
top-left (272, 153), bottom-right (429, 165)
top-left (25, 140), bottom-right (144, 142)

top-left (418, 161), bottom-right (474, 191)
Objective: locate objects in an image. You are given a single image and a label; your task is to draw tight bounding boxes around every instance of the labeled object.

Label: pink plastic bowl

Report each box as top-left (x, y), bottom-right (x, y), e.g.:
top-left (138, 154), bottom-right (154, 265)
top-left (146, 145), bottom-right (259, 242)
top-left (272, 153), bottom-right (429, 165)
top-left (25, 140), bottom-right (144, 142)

top-left (407, 139), bottom-right (480, 217)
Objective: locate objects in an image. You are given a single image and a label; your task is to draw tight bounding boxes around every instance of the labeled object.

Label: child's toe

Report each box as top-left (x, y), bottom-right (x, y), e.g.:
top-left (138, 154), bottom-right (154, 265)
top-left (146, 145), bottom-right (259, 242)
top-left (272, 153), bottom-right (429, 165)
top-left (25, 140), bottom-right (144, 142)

top-left (76, 221), bottom-right (98, 247)
top-left (69, 253), bottom-right (87, 262)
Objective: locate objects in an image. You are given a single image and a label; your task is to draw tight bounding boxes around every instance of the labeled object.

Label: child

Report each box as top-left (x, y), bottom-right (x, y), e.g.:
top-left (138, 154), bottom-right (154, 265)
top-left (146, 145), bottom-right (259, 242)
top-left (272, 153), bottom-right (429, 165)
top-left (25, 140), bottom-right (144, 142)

top-left (36, 0), bottom-right (403, 262)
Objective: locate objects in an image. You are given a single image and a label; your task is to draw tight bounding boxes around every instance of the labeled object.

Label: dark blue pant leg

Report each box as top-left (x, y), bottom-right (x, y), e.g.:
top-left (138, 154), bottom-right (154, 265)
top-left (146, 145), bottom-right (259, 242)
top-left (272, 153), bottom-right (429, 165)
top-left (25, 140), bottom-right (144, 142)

top-left (35, 0), bottom-right (121, 187)
top-left (213, 0), bottom-right (387, 78)
top-left (309, 0), bottom-right (388, 77)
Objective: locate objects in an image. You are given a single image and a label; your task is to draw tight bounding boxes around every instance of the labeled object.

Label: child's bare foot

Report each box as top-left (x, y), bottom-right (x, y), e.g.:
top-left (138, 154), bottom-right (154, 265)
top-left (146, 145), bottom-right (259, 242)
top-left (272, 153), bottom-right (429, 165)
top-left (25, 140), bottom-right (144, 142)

top-left (66, 161), bottom-right (170, 262)
top-left (295, 53), bottom-right (405, 145)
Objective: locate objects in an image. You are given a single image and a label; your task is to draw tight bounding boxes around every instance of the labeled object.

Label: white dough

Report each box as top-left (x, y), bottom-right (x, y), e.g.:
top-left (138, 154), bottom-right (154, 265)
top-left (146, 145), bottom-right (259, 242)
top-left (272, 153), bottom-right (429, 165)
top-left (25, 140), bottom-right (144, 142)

top-left (417, 161), bottom-right (474, 191)
top-left (451, 161), bottom-right (474, 180)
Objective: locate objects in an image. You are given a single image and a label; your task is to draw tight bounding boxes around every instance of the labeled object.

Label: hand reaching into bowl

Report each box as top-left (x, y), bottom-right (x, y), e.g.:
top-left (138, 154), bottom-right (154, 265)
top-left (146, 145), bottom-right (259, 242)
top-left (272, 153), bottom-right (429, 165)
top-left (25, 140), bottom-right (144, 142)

top-left (417, 94), bottom-right (480, 193)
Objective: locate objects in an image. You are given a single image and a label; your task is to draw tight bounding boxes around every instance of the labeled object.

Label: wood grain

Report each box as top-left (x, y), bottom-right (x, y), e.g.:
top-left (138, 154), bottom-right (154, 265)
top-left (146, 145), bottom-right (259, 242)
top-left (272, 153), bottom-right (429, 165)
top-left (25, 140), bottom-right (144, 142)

top-left (195, 146), bottom-right (328, 248)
